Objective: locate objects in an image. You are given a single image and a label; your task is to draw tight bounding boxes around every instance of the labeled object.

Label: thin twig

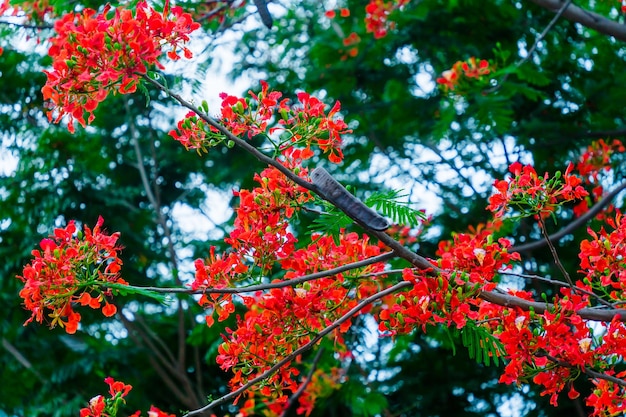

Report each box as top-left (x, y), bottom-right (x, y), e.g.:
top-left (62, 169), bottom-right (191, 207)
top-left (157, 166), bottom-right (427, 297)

top-left (487, 0), bottom-right (572, 93)
top-left (525, 0), bottom-right (573, 60)
top-left (124, 98), bottom-right (191, 401)
top-left (499, 270), bottom-right (614, 308)
top-left (2, 337), bottom-right (45, 382)
top-left (183, 280), bottom-right (412, 417)
top-left (279, 348), bottom-right (325, 417)
top-left (128, 251), bottom-right (397, 294)
top-left (538, 217), bottom-right (576, 290)
top-left (540, 353), bottom-right (626, 387)
top-left (512, 181), bottom-right (626, 252)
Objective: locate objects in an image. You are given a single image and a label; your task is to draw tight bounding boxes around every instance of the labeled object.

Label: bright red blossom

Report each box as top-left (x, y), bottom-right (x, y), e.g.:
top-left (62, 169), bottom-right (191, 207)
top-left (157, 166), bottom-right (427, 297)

top-left (216, 232), bottom-right (385, 412)
top-left (169, 81), bottom-right (350, 163)
top-left (579, 210), bottom-right (626, 302)
top-left (43, 1), bottom-right (200, 132)
top-left (80, 378), bottom-right (176, 417)
top-left (436, 57), bottom-right (492, 92)
top-left (17, 217), bottom-right (124, 334)
top-left (487, 161), bottom-right (588, 218)
top-left (364, 0), bottom-right (410, 38)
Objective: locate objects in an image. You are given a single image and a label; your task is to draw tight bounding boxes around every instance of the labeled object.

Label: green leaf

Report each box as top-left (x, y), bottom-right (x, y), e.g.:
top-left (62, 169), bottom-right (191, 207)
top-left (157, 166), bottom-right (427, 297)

top-left (369, 190), bottom-right (427, 227)
top-left (459, 321), bottom-right (505, 367)
top-left (516, 63), bottom-right (551, 86)
top-left (105, 282), bottom-right (170, 305)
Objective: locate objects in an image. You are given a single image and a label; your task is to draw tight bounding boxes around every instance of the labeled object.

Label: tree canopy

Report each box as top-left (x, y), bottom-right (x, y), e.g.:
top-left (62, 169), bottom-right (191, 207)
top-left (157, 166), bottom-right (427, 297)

top-left (1, 1), bottom-right (625, 416)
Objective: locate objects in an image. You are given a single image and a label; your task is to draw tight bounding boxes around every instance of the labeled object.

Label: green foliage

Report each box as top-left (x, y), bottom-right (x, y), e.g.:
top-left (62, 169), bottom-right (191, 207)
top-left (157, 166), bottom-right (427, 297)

top-left (310, 188), bottom-right (425, 236)
top-left (2, 0), bottom-right (626, 416)
top-left (458, 321), bottom-right (505, 367)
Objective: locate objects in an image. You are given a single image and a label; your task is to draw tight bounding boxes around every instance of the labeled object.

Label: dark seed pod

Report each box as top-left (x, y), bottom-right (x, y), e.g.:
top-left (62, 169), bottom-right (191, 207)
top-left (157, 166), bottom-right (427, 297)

top-left (253, 0), bottom-right (273, 28)
top-left (311, 167), bottom-right (390, 231)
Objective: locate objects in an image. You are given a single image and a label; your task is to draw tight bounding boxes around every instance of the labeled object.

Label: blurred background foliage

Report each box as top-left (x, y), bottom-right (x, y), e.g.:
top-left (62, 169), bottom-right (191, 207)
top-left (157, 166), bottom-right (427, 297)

top-left (1, 0), bottom-right (625, 415)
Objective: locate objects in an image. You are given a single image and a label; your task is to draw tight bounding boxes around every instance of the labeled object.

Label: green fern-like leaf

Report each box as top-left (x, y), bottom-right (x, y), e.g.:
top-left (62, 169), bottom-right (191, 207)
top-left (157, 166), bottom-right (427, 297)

top-left (309, 199), bottom-right (354, 240)
top-left (309, 189), bottom-right (426, 237)
top-left (459, 321), bottom-right (505, 367)
top-left (368, 190), bottom-right (427, 227)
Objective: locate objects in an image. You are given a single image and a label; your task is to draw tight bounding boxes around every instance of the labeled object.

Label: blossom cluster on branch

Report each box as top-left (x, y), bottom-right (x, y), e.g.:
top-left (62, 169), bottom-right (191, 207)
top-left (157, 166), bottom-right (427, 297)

top-left (364, 0), bottom-right (410, 38)
top-left (14, 0), bottom-right (626, 415)
top-left (41, 1), bottom-right (199, 132)
top-left (169, 80), bottom-right (350, 164)
top-left (80, 377), bottom-right (176, 417)
top-left (436, 57), bottom-right (492, 92)
top-left (17, 216), bottom-right (124, 334)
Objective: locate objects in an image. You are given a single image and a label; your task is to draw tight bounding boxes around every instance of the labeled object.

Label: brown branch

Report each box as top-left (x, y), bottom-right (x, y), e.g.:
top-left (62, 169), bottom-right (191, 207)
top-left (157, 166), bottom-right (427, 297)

top-left (131, 251), bottom-right (397, 294)
top-left (528, 0), bottom-right (626, 42)
top-left (540, 353), bottom-right (626, 387)
top-left (499, 270), bottom-right (614, 308)
top-left (124, 98), bottom-right (189, 386)
top-left (511, 181), bottom-right (626, 253)
top-left (572, 128), bottom-right (626, 139)
top-left (525, 0), bottom-right (573, 60)
top-left (143, 75), bottom-right (626, 326)
top-left (119, 313), bottom-right (196, 408)
top-left (183, 280), bottom-right (412, 417)
top-left (478, 290), bottom-right (626, 321)
top-left (0, 20), bottom-right (53, 29)
top-left (141, 75), bottom-right (317, 193)
top-left (2, 337), bottom-right (45, 382)
top-left (279, 348), bottom-right (325, 417)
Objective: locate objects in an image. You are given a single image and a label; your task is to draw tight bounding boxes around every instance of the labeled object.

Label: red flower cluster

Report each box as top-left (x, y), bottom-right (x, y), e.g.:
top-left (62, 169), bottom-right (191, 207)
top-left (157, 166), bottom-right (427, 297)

top-left (215, 232), bottom-right (385, 415)
top-left (169, 81), bottom-right (350, 163)
top-left (487, 161), bottom-right (588, 218)
top-left (1, 0), bottom-right (54, 25)
top-left (379, 224), bottom-right (519, 334)
top-left (17, 217), bottom-right (124, 334)
top-left (587, 370), bottom-right (626, 416)
top-left (496, 286), bottom-right (593, 405)
top-left (436, 57), bottom-right (492, 92)
top-left (42, 1), bottom-right (200, 132)
top-left (193, 165), bottom-right (312, 326)
top-left (191, 0), bottom-right (245, 24)
top-left (364, 0), bottom-right (410, 38)
top-left (436, 225), bottom-right (520, 290)
top-left (81, 377), bottom-right (176, 417)
top-left (579, 210), bottom-right (626, 302)
top-left (577, 139), bottom-right (624, 181)
top-left (324, 8), bottom-right (360, 58)
top-left (168, 111), bottom-right (213, 151)
top-left (572, 139), bottom-right (625, 217)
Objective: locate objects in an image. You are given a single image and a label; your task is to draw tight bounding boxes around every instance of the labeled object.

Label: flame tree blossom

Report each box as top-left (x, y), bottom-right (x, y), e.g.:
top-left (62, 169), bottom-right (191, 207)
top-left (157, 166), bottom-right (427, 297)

top-left (42, 1), bottom-right (200, 132)
top-left (169, 81), bottom-right (350, 164)
top-left (17, 217), bottom-right (124, 334)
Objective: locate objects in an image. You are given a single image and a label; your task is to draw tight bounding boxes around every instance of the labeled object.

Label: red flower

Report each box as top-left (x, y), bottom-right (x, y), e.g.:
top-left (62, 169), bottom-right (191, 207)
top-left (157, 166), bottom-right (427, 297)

top-left (364, 0), bottom-right (409, 39)
top-left (487, 162), bottom-right (588, 218)
top-left (17, 217), bottom-right (124, 333)
top-left (437, 58), bottom-right (492, 92)
top-left (43, 2), bottom-right (199, 132)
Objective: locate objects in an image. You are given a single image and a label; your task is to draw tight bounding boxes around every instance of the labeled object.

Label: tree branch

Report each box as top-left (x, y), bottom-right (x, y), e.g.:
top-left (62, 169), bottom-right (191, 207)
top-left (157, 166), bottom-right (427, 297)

top-left (142, 75), bottom-right (626, 326)
top-left (183, 281), bottom-right (412, 417)
top-left (511, 181), bottom-right (626, 253)
top-left (528, 0), bottom-right (626, 42)
top-left (541, 353), bottom-right (626, 387)
top-left (499, 270), bottom-right (614, 308)
top-left (128, 251), bottom-right (397, 294)
top-left (279, 348), bottom-right (325, 417)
